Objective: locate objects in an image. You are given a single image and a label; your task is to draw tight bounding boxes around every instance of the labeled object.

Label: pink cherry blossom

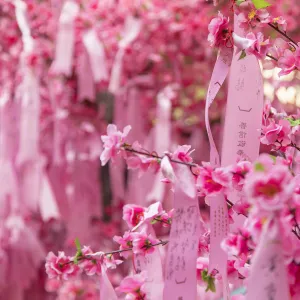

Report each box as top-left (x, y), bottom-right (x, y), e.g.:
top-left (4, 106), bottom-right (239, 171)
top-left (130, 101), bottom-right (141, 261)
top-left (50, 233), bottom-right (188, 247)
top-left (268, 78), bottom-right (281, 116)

top-left (123, 204), bottom-right (145, 228)
top-left (172, 145), bottom-right (194, 163)
top-left (113, 231), bottom-right (134, 258)
top-left (278, 48), bottom-right (300, 76)
top-left (245, 164), bottom-right (294, 212)
top-left (126, 155), bottom-right (160, 175)
top-left (79, 246), bottom-right (103, 276)
top-left (100, 124), bottom-right (131, 166)
top-left (264, 38), bottom-right (290, 70)
top-left (45, 251), bottom-right (80, 280)
top-left (132, 232), bottom-right (160, 255)
top-left (57, 280), bottom-right (98, 300)
top-left (116, 271), bottom-right (148, 300)
top-left (237, 2), bottom-right (270, 29)
top-left (228, 161), bottom-right (251, 191)
top-left (196, 162), bottom-right (230, 196)
top-left (207, 12), bottom-right (231, 48)
top-left (244, 32), bottom-right (270, 60)
top-left (261, 119), bottom-right (291, 147)
top-left (272, 16), bottom-right (287, 31)
top-left (221, 230), bottom-right (250, 257)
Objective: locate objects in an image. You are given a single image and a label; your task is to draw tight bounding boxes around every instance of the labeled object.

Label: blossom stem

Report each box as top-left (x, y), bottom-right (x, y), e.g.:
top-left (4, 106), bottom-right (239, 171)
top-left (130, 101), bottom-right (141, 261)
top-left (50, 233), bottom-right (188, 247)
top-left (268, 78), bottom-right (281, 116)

top-left (153, 217), bottom-right (171, 226)
top-left (266, 22), bottom-right (298, 47)
top-left (122, 144), bottom-right (198, 168)
top-left (290, 142), bottom-right (300, 152)
top-left (65, 240), bottom-right (169, 266)
top-left (266, 54), bottom-right (278, 61)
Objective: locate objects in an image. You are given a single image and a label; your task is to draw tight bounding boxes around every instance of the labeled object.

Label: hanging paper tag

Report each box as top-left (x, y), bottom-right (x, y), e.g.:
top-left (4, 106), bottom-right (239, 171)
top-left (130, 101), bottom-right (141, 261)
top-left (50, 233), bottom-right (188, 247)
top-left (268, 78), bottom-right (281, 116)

top-left (134, 224), bottom-right (164, 299)
top-left (163, 185), bottom-right (201, 300)
top-left (154, 86), bottom-right (172, 154)
top-left (39, 172), bottom-right (60, 221)
top-left (15, 0), bottom-right (33, 53)
top-left (17, 70), bottom-right (40, 164)
top-left (245, 221), bottom-right (290, 300)
top-left (108, 16), bottom-right (141, 94)
top-left (99, 268), bottom-right (118, 300)
top-left (77, 50), bottom-right (95, 101)
top-left (208, 194), bottom-right (228, 273)
top-left (82, 29), bottom-right (108, 82)
top-left (221, 14), bottom-right (263, 184)
top-left (51, 1), bottom-right (79, 76)
top-left (15, 0), bottom-right (41, 164)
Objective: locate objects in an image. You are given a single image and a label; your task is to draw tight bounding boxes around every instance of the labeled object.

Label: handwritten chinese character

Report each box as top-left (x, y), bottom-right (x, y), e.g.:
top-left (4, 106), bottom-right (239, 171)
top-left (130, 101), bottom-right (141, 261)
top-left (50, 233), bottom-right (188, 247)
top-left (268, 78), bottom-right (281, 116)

top-left (238, 131), bottom-right (247, 139)
top-left (239, 122), bottom-right (247, 130)
top-left (238, 140), bottom-right (246, 147)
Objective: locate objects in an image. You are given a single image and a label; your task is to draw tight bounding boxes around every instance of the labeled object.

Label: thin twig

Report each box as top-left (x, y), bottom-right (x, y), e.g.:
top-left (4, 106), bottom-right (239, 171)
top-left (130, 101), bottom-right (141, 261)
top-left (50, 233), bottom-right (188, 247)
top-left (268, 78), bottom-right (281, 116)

top-left (266, 54), bottom-right (278, 62)
top-left (267, 22), bottom-right (298, 47)
top-left (122, 145), bottom-right (198, 168)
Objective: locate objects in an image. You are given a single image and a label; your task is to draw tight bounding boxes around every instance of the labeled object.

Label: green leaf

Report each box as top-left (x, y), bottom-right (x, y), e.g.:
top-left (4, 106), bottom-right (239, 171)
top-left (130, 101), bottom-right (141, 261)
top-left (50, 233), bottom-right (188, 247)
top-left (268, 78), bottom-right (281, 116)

top-left (75, 238), bottom-right (82, 253)
top-left (201, 270), bottom-right (216, 293)
top-left (286, 117), bottom-right (300, 127)
top-left (238, 50), bottom-right (246, 61)
top-left (254, 162), bottom-right (265, 172)
top-left (251, 0), bottom-right (271, 9)
top-left (236, 0), bottom-right (245, 5)
top-left (201, 270), bottom-right (208, 281)
top-left (73, 238), bottom-right (82, 264)
top-left (207, 277), bottom-right (216, 292)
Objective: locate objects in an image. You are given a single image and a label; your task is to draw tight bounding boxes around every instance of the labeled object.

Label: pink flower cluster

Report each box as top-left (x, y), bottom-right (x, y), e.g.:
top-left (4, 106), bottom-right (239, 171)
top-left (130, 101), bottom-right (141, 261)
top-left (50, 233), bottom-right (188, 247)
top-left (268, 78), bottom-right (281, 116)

top-left (116, 271), bottom-right (148, 300)
top-left (45, 246), bottom-right (122, 281)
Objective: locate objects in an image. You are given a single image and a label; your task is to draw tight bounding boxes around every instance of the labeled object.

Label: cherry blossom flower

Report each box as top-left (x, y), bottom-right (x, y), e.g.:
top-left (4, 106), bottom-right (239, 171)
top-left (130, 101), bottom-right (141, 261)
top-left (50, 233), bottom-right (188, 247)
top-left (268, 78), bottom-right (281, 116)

top-left (207, 12), bottom-right (231, 48)
top-left (272, 16), bottom-right (287, 31)
top-left (244, 32), bottom-right (270, 59)
top-left (228, 161), bottom-right (251, 191)
top-left (113, 231), bottom-right (134, 259)
top-left (278, 48), bottom-right (300, 76)
top-left (116, 271), bottom-right (148, 300)
top-left (57, 280), bottom-right (98, 300)
top-left (237, 2), bottom-right (270, 29)
top-left (100, 124), bottom-right (131, 166)
top-left (196, 162), bottom-right (230, 196)
top-left (261, 119), bottom-right (291, 147)
top-left (244, 163), bottom-right (294, 212)
top-left (79, 246), bottom-right (103, 276)
top-left (45, 252), bottom-right (80, 280)
top-left (172, 145), bottom-right (194, 163)
top-left (132, 232), bottom-right (160, 255)
top-left (123, 204), bottom-right (145, 228)
top-left (221, 230), bottom-right (251, 257)
top-left (264, 38), bottom-right (290, 70)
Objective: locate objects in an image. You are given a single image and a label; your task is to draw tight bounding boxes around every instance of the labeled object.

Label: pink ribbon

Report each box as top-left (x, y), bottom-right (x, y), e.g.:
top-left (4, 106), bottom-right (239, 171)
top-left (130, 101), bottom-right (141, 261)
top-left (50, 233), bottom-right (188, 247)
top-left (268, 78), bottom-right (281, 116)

top-left (205, 46), bottom-right (233, 167)
top-left (15, 0), bottom-right (40, 164)
top-left (51, 1), bottom-right (79, 76)
top-left (154, 86), bottom-right (173, 154)
top-left (245, 220), bottom-right (290, 300)
top-left (39, 172), bottom-right (60, 221)
top-left (204, 46), bottom-right (232, 299)
top-left (146, 86), bottom-right (173, 203)
top-left (77, 50), bottom-right (95, 101)
top-left (108, 16), bottom-right (142, 94)
top-left (82, 29), bottom-right (108, 82)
